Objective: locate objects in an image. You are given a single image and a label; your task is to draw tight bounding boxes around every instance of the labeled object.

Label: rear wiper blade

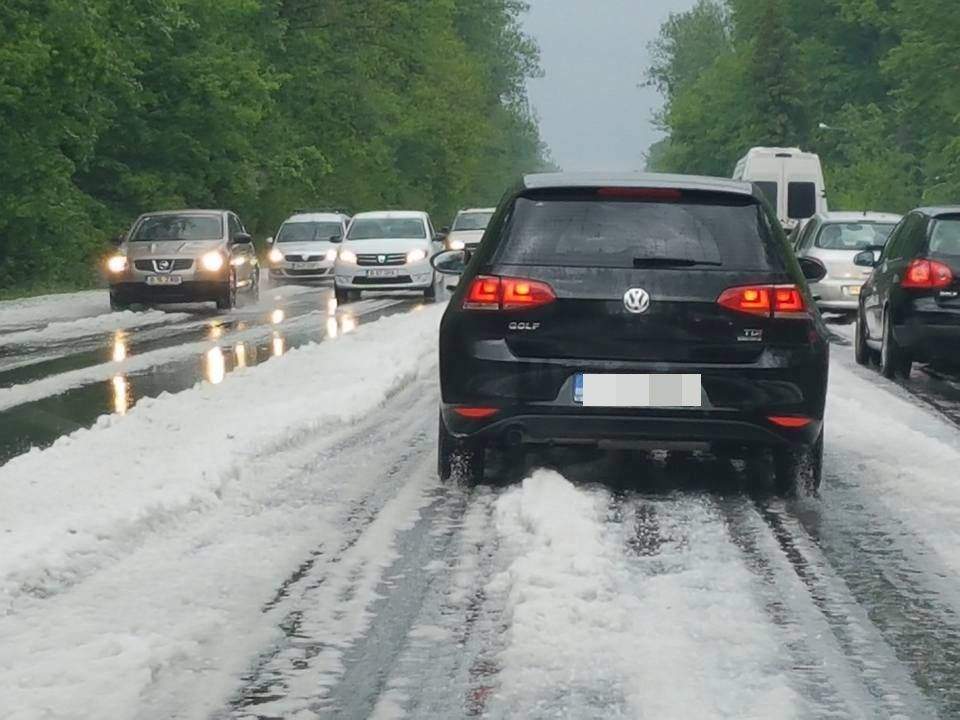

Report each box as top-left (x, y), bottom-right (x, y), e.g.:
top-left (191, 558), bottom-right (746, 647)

top-left (632, 257), bottom-right (722, 268)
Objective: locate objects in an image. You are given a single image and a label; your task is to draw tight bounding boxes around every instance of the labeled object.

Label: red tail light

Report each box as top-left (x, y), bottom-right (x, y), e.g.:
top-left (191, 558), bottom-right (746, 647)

top-left (453, 406), bottom-right (499, 419)
top-left (597, 187), bottom-right (682, 201)
top-left (464, 275), bottom-right (501, 310)
top-left (902, 259), bottom-right (953, 289)
top-left (768, 415), bottom-right (813, 428)
top-left (463, 275), bottom-right (555, 311)
top-left (717, 284), bottom-right (808, 318)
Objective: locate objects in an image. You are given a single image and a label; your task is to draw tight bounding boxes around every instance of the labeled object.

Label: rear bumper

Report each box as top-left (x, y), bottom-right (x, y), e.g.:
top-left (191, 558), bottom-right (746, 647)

top-left (811, 279), bottom-right (862, 311)
top-left (441, 405), bottom-right (822, 449)
top-left (110, 281), bottom-right (227, 303)
top-left (895, 316), bottom-right (960, 360)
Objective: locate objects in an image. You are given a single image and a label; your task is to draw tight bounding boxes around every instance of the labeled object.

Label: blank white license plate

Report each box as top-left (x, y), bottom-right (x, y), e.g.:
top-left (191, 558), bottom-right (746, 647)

top-left (843, 285), bottom-right (861, 296)
top-left (146, 275), bottom-right (182, 286)
top-left (574, 373), bottom-right (702, 407)
top-left (292, 262), bottom-right (321, 270)
top-left (367, 269), bottom-right (398, 278)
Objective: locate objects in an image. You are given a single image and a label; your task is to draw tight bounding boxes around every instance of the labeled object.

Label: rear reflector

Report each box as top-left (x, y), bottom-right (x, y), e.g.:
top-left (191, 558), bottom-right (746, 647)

top-left (768, 415), bottom-right (813, 428)
top-left (453, 407), bottom-right (499, 419)
top-left (717, 284), bottom-right (808, 318)
top-left (596, 187), bottom-right (682, 201)
top-left (463, 275), bottom-right (555, 311)
top-left (902, 258), bottom-right (954, 289)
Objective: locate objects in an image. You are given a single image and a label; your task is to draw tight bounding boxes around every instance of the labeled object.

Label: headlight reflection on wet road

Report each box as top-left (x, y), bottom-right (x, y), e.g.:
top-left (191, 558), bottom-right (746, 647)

top-left (112, 332), bottom-right (128, 363)
top-left (272, 335), bottom-right (285, 357)
top-left (235, 343), bottom-right (247, 369)
top-left (112, 375), bottom-right (130, 415)
top-left (206, 347), bottom-right (226, 385)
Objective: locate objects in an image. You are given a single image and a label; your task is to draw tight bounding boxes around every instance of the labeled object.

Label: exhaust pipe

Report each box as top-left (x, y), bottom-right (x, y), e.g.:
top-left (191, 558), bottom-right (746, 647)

top-left (503, 427), bottom-right (524, 448)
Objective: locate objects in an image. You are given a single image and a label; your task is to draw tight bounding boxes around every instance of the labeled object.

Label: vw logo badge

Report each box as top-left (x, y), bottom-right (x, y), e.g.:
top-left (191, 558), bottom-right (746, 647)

top-left (378, 254), bottom-right (386, 264)
top-left (623, 287), bottom-right (650, 314)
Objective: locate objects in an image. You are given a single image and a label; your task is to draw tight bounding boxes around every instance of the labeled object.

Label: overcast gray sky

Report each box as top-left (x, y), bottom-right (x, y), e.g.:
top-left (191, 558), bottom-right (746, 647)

top-left (523, 0), bottom-right (698, 172)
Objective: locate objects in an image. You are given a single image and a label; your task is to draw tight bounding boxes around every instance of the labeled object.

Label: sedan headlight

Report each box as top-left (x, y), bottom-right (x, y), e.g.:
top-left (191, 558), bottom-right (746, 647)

top-left (201, 251), bottom-right (225, 272)
top-left (447, 239), bottom-right (465, 251)
top-left (325, 248), bottom-right (338, 262)
top-left (339, 248), bottom-right (358, 264)
top-left (268, 247), bottom-right (284, 264)
top-left (107, 255), bottom-right (128, 273)
top-left (406, 248), bottom-right (427, 263)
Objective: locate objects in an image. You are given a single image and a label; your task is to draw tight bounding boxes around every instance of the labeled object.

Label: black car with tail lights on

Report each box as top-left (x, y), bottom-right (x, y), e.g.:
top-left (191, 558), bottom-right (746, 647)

top-left (431, 172), bottom-right (830, 494)
top-left (854, 206), bottom-right (960, 378)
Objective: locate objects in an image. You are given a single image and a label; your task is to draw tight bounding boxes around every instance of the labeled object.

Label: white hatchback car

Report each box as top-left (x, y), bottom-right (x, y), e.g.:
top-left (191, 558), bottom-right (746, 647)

top-left (266, 212), bottom-right (350, 285)
top-left (334, 211), bottom-right (443, 303)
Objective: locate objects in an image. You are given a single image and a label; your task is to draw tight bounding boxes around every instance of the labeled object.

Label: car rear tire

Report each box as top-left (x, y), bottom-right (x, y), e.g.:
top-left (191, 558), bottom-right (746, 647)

top-left (438, 412), bottom-right (484, 484)
top-left (773, 428), bottom-right (823, 496)
top-left (880, 309), bottom-right (911, 379)
top-left (335, 287), bottom-right (351, 305)
top-left (854, 307), bottom-right (871, 366)
top-left (216, 272), bottom-right (237, 311)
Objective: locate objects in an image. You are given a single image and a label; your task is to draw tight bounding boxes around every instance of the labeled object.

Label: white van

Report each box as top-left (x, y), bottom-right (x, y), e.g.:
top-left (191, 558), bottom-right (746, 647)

top-left (732, 147), bottom-right (827, 231)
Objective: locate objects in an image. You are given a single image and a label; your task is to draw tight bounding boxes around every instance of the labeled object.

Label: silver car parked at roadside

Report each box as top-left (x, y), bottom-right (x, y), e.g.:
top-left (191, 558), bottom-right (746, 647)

top-left (106, 209), bottom-right (260, 311)
top-left (794, 211), bottom-right (901, 313)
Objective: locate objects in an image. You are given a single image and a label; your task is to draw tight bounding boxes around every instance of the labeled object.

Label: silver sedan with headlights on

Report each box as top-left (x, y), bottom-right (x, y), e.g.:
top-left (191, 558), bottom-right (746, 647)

top-left (793, 211), bottom-right (901, 314)
top-left (334, 210), bottom-right (444, 303)
top-left (265, 211), bottom-right (350, 286)
top-left (105, 209), bottom-right (260, 311)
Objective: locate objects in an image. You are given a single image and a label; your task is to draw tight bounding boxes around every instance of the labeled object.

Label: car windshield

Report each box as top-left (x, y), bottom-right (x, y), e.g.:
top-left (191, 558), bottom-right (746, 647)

top-left (347, 218), bottom-right (426, 240)
top-left (930, 218), bottom-right (960, 255)
top-left (815, 222), bottom-right (895, 250)
top-left (497, 192), bottom-right (781, 270)
top-left (453, 212), bottom-right (493, 231)
top-left (131, 214), bottom-right (222, 241)
top-left (277, 221), bottom-right (342, 242)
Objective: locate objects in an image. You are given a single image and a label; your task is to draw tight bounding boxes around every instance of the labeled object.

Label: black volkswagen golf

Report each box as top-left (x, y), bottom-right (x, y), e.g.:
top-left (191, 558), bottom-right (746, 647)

top-left (432, 173), bottom-right (830, 494)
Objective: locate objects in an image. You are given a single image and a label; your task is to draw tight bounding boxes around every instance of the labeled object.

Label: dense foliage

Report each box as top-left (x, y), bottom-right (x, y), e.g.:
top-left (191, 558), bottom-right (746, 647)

top-left (0, 0), bottom-right (550, 292)
top-left (647, 0), bottom-right (958, 214)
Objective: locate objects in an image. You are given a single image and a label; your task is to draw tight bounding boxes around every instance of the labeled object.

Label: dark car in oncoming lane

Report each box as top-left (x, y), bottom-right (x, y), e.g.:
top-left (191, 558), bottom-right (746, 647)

top-left (855, 206), bottom-right (960, 378)
top-left (432, 172), bottom-right (830, 495)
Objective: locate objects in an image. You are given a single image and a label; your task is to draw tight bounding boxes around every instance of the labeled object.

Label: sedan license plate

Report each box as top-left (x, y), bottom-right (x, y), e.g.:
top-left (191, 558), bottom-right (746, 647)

top-left (574, 373), bottom-right (702, 408)
top-left (292, 262), bottom-right (320, 270)
top-left (367, 269), bottom-right (399, 278)
top-left (843, 285), bottom-right (861, 296)
top-left (146, 275), bottom-right (182, 286)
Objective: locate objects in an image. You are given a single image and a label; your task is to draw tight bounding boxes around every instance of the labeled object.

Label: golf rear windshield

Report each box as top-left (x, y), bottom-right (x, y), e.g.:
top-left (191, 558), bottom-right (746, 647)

top-left (497, 190), bottom-right (781, 269)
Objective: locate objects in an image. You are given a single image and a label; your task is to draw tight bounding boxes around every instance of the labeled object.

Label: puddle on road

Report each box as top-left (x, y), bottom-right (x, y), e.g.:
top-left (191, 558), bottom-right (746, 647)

top-left (0, 298), bottom-right (417, 464)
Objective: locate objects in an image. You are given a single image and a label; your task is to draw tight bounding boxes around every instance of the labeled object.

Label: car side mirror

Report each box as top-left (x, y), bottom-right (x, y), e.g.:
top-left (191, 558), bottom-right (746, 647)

top-left (441, 227), bottom-right (450, 235)
top-left (798, 256), bottom-right (828, 283)
top-left (434, 232), bottom-right (447, 243)
top-left (853, 249), bottom-right (878, 268)
top-left (232, 232), bottom-right (252, 245)
top-left (266, 236), bottom-right (274, 245)
top-left (111, 234), bottom-right (125, 247)
top-left (431, 249), bottom-right (467, 275)
top-left (329, 235), bottom-right (343, 244)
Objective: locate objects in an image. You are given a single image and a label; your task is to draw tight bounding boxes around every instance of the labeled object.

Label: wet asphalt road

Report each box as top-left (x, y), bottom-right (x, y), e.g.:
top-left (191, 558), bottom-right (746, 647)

top-left (6, 293), bottom-right (960, 718)
top-left (0, 279), bottom-right (427, 464)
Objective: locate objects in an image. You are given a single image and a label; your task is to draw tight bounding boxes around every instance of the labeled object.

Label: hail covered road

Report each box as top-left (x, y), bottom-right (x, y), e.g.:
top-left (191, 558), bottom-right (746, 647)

top-left (3, 287), bottom-right (960, 720)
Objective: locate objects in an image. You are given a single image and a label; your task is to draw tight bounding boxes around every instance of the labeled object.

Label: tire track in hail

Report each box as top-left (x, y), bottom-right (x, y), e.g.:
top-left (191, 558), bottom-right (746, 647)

top-left (719, 493), bottom-right (936, 719)
top-left (223, 389), bottom-right (438, 719)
